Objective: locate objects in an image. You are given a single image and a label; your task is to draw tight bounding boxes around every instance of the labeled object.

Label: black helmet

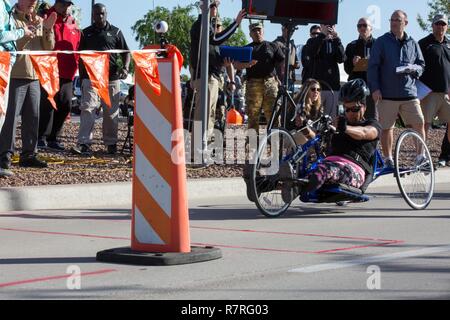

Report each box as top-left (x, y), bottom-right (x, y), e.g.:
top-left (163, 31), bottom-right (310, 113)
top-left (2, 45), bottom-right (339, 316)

top-left (339, 79), bottom-right (370, 103)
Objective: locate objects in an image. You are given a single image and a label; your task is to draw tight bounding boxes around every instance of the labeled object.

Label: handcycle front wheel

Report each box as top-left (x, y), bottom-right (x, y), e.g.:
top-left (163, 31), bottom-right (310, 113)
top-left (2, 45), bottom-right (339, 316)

top-left (249, 129), bottom-right (298, 218)
top-left (394, 129), bottom-right (435, 210)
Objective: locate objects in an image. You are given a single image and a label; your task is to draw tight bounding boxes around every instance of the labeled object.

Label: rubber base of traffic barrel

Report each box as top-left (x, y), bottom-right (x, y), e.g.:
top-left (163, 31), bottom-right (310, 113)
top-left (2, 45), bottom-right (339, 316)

top-left (96, 246), bottom-right (222, 266)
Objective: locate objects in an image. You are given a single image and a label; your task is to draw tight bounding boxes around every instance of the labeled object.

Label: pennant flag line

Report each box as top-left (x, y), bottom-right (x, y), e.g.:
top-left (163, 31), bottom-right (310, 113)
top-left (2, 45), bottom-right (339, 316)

top-left (80, 53), bottom-right (111, 109)
top-left (30, 54), bottom-right (60, 110)
top-left (0, 48), bottom-right (179, 112)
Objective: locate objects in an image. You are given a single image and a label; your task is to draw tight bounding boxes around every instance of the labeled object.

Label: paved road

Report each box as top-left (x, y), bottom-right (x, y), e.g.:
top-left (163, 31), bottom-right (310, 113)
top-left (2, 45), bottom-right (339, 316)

top-left (0, 183), bottom-right (450, 301)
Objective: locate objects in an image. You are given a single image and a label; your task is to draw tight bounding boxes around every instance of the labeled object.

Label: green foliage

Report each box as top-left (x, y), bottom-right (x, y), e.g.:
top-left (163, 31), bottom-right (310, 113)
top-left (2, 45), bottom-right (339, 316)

top-left (132, 5), bottom-right (196, 68)
top-left (417, 0), bottom-right (450, 34)
top-left (220, 17), bottom-right (248, 47)
top-left (132, 5), bottom-right (249, 69)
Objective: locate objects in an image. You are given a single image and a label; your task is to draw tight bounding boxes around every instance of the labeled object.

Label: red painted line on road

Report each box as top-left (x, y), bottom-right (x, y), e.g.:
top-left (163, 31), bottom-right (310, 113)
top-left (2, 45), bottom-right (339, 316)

top-left (313, 240), bottom-right (405, 254)
top-left (191, 225), bottom-right (400, 243)
top-left (0, 227), bottom-right (403, 255)
top-left (192, 240), bottom-right (402, 255)
top-left (0, 269), bottom-right (116, 289)
top-left (0, 227), bottom-right (129, 241)
top-left (192, 242), bottom-right (312, 254)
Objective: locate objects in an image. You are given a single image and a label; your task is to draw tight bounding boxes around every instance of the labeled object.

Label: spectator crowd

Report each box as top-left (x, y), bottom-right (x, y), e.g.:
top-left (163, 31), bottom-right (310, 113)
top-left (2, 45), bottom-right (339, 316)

top-left (0, 0), bottom-right (449, 179)
top-left (0, 0), bottom-right (129, 178)
top-left (187, 1), bottom-right (449, 170)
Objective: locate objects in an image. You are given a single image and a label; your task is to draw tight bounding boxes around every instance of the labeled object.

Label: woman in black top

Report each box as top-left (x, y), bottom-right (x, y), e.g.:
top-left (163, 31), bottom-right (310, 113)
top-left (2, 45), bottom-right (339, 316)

top-left (282, 79), bottom-right (382, 202)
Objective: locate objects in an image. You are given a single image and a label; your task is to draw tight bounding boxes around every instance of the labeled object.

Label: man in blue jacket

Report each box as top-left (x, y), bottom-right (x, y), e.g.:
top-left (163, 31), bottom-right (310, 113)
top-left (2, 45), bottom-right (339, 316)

top-left (368, 10), bottom-right (425, 168)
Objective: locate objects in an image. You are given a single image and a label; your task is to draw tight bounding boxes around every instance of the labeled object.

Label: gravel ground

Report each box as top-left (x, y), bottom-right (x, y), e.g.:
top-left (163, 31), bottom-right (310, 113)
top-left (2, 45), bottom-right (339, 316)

top-left (0, 117), bottom-right (447, 188)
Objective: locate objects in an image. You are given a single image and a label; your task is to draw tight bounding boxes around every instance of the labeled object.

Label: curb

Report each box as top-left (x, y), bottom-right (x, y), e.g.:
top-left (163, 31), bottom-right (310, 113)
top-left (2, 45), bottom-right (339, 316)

top-left (1, 168), bottom-right (450, 212)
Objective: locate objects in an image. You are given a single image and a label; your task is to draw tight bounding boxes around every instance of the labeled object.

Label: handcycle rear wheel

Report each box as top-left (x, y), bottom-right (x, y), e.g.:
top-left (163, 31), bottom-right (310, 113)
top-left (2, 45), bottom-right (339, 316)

top-left (250, 129), bottom-right (298, 218)
top-left (394, 129), bottom-right (435, 210)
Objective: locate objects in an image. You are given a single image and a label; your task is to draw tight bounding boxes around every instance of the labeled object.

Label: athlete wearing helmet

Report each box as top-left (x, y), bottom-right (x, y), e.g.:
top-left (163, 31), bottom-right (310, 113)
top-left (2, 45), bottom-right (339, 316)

top-left (282, 79), bottom-right (382, 202)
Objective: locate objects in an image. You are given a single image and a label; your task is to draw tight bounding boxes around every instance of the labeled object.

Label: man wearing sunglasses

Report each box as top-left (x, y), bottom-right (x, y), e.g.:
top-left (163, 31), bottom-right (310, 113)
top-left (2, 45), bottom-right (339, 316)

top-left (301, 25), bottom-right (321, 83)
top-left (344, 18), bottom-right (376, 119)
top-left (418, 14), bottom-right (450, 167)
top-left (368, 10), bottom-right (425, 169)
top-left (282, 79), bottom-right (381, 202)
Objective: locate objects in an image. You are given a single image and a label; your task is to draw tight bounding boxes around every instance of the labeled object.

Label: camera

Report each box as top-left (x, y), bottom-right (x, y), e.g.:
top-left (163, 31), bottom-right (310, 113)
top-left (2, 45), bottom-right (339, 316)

top-left (154, 21), bottom-right (169, 34)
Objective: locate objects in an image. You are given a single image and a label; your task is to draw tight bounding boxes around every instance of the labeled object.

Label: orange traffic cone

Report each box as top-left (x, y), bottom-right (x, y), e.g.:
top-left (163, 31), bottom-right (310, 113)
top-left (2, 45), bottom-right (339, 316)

top-left (97, 46), bottom-right (221, 265)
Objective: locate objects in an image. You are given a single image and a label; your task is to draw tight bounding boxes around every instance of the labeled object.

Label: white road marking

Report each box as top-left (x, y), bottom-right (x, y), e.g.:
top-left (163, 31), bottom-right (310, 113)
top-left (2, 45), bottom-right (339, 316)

top-left (289, 245), bottom-right (450, 273)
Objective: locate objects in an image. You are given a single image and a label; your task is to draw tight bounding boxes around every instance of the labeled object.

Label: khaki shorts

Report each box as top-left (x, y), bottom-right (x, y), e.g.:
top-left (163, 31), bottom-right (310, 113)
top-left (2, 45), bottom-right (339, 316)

top-left (421, 93), bottom-right (450, 123)
top-left (377, 99), bottom-right (424, 130)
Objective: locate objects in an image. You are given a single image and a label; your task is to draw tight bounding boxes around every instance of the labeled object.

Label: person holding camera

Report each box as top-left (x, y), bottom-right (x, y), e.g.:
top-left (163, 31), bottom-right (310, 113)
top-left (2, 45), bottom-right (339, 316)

top-left (302, 23), bottom-right (345, 118)
top-left (37, 0), bottom-right (81, 152)
top-left (72, 3), bottom-right (130, 156)
top-left (301, 25), bottom-right (321, 82)
top-left (0, 0), bottom-right (56, 178)
top-left (273, 24), bottom-right (300, 91)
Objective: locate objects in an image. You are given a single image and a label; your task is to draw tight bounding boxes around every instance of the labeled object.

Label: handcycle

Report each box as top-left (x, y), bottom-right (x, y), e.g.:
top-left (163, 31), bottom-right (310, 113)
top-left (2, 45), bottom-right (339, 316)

top-left (248, 115), bottom-right (436, 218)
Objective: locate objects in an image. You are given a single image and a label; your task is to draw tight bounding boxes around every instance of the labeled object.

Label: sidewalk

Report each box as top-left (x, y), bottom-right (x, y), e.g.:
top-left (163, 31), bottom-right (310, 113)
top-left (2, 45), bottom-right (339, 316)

top-left (1, 168), bottom-right (449, 212)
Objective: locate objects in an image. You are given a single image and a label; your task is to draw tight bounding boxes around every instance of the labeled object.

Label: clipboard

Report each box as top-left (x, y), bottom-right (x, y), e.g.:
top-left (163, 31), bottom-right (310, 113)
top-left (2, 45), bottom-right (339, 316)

top-left (353, 58), bottom-right (369, 72)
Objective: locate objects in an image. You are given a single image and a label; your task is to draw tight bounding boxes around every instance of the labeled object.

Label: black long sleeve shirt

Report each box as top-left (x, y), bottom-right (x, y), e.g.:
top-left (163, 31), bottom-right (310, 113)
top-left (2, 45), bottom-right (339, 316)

top-left (419, 34), bottom-right (450, 93)
top-left (190, 15), bottom-right (238, 80)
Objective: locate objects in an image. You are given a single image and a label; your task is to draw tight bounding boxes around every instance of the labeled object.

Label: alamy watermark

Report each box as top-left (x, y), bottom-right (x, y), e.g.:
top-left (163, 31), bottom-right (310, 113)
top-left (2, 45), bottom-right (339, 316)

top-left (66, 265), bottom-right (82, 290)
top-left (367, 265), bottom-right (381, 290)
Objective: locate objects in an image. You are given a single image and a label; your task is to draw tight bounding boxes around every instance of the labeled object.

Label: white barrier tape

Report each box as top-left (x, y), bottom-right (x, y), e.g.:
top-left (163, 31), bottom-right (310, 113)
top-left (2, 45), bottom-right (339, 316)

top-left (10, 48), bottom-right (166, 55)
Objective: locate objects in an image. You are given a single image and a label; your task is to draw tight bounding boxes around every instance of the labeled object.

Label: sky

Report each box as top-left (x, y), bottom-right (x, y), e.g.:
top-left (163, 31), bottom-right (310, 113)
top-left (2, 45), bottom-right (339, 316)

top-left (67, 0), bottom-right (434, 49)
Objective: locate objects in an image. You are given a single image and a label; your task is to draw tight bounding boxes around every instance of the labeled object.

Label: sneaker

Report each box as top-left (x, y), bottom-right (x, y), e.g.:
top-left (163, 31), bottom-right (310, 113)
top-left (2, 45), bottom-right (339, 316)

top-left (37, 139), bottom-right (47, 150)
top-left (384, 158), bottom-right (394, 169)
top-left (438, 159), bottom-right (447, 167)
top-left (0, 160), bottom-right (11, 170)
top-left (47, 141), bottom-right (65, 151)
top-left (0, 167), bottom-right (13, 177)
top-left (71, 144), bottom-right (92, 156)
top-left (19, 156), bottom-right (48, 168)
top-left (106, 144), bottom-right (117, 155)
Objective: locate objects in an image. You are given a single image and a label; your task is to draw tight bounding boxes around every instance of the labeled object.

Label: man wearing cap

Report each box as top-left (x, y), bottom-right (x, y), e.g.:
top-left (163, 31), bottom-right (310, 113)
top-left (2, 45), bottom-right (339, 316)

top-left (38, 0), bottom-right (81, 152)
top-left (273, 24), bottom-right (300, 91)
top-left (235, 22), bottom-right (285, 132)
top-left (418, 14), bottom-right (450, 167)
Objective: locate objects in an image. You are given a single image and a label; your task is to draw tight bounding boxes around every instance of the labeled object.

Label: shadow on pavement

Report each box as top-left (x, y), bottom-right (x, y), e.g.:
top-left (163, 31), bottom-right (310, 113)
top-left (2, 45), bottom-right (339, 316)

top-left (0, 257), bottom-right (98, 265)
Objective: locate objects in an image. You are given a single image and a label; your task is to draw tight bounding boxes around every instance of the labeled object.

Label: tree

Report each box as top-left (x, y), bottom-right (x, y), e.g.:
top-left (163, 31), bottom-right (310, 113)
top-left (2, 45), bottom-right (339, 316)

top-left (417, 0), bottom-right (450, 34)
top-left (220, 17), bottom-right (248, 47)
top-left (132, 5), bottom-right (249, 69)
top-left (132, 5), bottom-right (196, 68)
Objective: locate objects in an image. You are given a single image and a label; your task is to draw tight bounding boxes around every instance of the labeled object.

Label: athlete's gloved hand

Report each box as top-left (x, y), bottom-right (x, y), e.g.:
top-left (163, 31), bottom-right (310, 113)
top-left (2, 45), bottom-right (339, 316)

top-left (337, 116), bottom-right (347, 134)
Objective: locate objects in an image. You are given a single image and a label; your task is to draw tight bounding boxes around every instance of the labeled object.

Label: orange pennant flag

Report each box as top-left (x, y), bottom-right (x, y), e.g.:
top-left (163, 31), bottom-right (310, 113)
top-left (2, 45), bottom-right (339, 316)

top-left (166, 44), bottom-right (184, 72)
top-left (132, 51), bottom-right (161, 96)
top-left (0, 52), bottom-right (11, 116)
top-left (30, 54), bottom-right (60, 110)
top-left (80, 53), bottom-right (111, 108)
